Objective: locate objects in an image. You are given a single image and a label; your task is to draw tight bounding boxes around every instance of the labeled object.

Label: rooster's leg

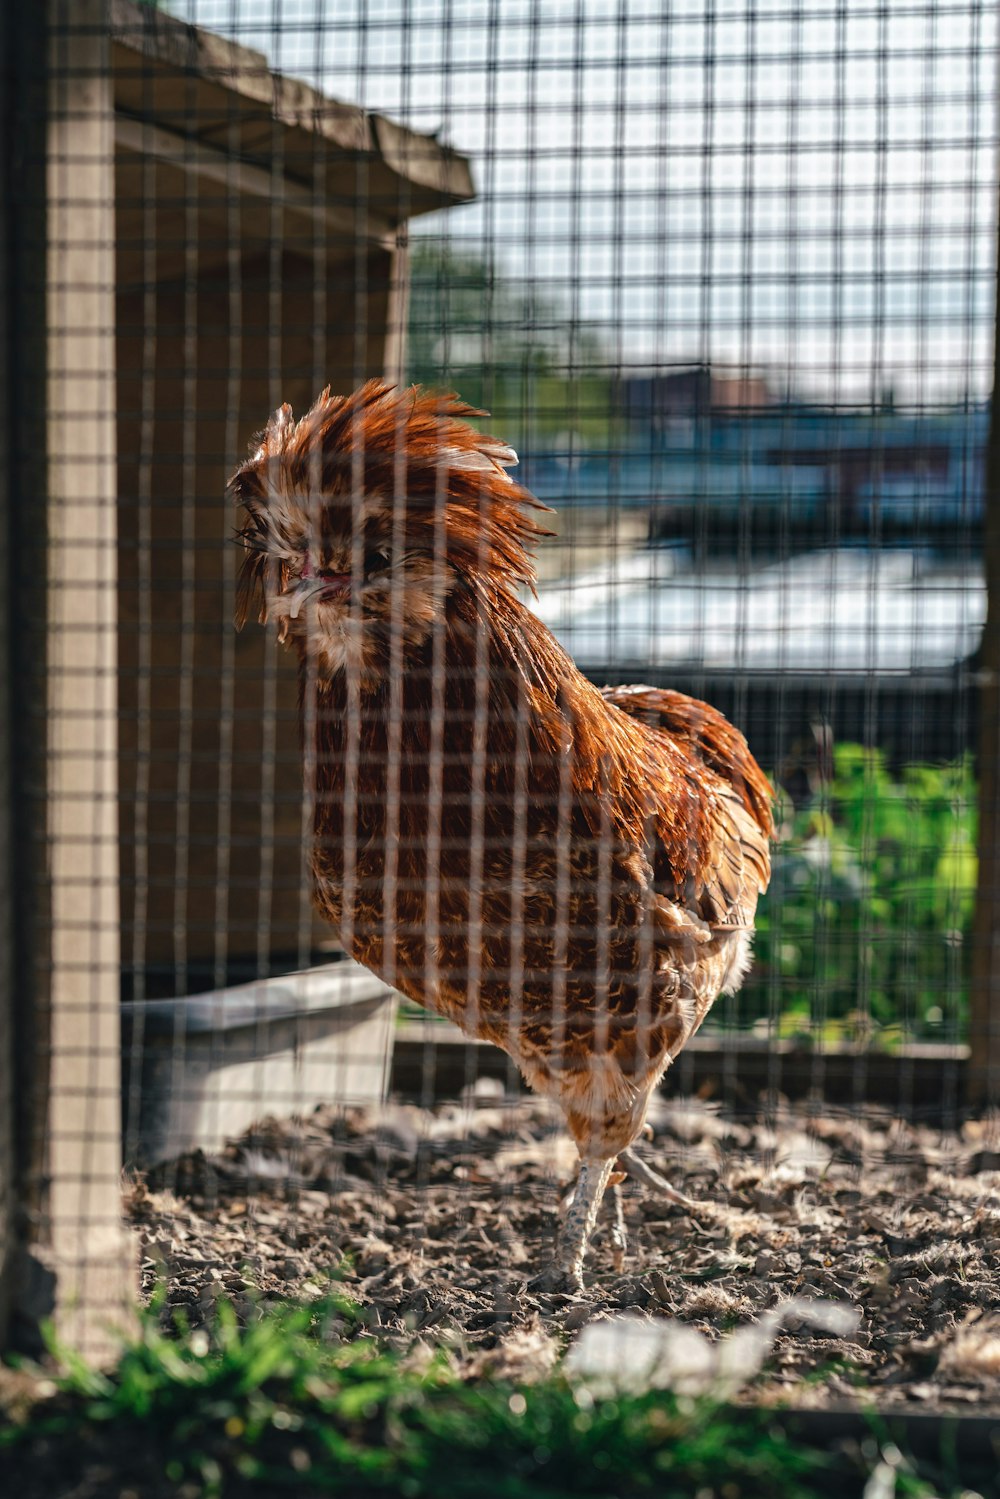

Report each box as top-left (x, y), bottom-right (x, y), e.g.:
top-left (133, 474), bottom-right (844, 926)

top-left (529, 1157), bottom-right (615, 1295)
top-left (618, 1147), bottom-right (693, 1208)
top-left (606, 1179), bottom-right (628, 1272)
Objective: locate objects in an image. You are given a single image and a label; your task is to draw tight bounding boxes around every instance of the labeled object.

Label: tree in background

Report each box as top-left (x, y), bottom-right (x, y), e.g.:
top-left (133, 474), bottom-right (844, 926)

top-left (406, 239), bottom-right (613, 449)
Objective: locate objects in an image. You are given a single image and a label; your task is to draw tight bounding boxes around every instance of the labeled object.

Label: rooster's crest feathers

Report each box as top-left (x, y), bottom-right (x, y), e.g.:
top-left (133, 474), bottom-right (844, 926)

top-left (231, 380), bottom-right (552, 628)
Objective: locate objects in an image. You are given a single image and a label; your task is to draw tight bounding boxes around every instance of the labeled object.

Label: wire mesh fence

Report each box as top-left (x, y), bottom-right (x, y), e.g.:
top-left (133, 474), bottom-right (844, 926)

top-left (4, 0), bottom-right (1000, 1406)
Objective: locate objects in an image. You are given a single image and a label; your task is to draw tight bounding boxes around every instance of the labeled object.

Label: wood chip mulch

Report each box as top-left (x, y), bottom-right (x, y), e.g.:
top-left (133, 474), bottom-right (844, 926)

top-left (127, 1088), bottom-right (1000, 1410)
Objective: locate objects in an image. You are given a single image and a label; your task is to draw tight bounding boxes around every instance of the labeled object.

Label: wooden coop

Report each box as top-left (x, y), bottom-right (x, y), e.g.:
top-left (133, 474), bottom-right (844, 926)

top-left (112, 0), bottom-right (473, 993)
top-left (0, 0), bottom-right (473, 1356)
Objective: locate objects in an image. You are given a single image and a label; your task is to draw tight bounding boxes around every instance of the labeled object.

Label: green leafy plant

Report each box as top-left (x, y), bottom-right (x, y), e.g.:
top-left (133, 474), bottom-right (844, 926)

top-left (733, 745), bottom-right (977, 1045)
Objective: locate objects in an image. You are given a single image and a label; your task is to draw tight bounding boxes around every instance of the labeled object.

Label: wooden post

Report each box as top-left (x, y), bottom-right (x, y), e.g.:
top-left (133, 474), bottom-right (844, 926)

top-left (42, 0), bottom-right (134, 1355)
top-left (0, 0), bottom-right (24, 1350)
top-left (969, 182), bottom-right (1000, 1108)
top-left (1, 0), bottom-right (134, 1357)
top-left (1, 0), bottom-right (51, 1361)
top-left (383, 233), bottom-right (411, 389)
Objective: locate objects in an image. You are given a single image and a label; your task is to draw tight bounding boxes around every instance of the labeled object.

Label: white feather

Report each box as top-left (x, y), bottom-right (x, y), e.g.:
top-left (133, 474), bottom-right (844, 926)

top-left (441, 442), bottom-right (518, 483)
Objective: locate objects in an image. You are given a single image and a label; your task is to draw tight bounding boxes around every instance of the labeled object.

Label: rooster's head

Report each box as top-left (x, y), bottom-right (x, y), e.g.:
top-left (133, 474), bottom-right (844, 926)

top-left (231, 380), bottom-right (551, 677)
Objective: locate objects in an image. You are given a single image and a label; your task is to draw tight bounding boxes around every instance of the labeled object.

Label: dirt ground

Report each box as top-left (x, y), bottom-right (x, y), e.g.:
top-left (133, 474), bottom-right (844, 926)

top-left (129, 1087), bottom-right (1000, 1410)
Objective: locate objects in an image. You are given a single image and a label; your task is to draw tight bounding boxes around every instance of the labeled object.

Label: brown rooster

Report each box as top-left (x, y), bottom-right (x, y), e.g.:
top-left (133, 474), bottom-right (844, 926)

top-left (233, 381), bottom-right (772, 1291)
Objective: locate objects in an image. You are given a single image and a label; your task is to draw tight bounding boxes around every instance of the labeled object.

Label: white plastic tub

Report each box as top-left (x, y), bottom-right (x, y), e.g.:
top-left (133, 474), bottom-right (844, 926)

top-left (121, 961), bottom-right (397, 1165)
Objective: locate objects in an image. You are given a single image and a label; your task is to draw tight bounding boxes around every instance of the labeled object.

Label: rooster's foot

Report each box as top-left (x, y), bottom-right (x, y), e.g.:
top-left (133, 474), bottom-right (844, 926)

top-left (617, 1147), bottom-right (694, 1209)
top-left (528, 1263), bottom-right (585, 1296)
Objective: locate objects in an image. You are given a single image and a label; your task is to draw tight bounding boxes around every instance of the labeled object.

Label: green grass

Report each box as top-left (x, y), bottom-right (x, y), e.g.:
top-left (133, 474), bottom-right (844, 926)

top-left (0, 1296), bottom-right (987, 1499)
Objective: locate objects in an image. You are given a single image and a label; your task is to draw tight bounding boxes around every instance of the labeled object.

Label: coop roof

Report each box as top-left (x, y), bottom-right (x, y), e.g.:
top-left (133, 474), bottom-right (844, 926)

top-left (110, 0), bottom-right (474, 284)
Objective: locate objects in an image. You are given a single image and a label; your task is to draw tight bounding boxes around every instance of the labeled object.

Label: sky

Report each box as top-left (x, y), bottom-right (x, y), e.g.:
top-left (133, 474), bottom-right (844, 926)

top-left (170, 0), bottom-right (998, 405)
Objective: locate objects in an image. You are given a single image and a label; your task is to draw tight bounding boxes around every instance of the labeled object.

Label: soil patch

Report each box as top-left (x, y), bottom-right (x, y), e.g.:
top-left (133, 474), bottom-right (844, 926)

top-left (126, 1089), bottom-right (1000, 1409)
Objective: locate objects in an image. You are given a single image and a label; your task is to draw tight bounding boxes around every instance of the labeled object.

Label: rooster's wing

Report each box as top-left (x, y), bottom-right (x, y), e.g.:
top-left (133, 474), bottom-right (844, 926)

top-left (602, 684), bottom-right (773, 933)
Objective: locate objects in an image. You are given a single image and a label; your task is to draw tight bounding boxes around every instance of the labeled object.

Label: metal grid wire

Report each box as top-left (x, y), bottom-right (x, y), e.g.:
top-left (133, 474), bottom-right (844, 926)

top-left (6, 0), bottom-right (1000, 1383)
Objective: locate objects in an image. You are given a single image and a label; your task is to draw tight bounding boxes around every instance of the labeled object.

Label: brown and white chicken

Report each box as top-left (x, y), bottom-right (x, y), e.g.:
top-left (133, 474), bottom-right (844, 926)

top-left (233, 381), bottom-right (773, 1291)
